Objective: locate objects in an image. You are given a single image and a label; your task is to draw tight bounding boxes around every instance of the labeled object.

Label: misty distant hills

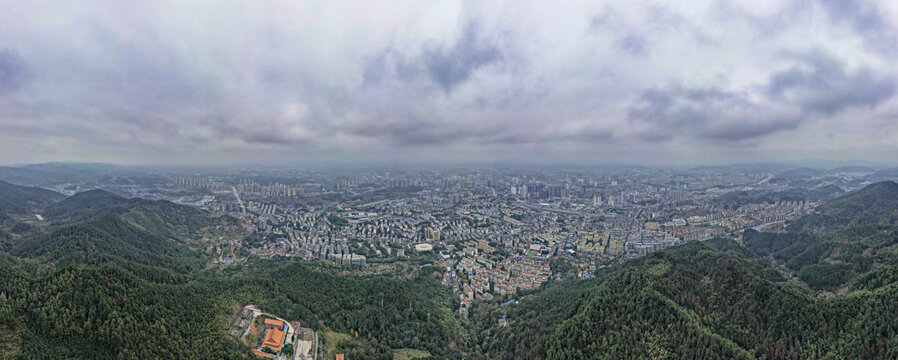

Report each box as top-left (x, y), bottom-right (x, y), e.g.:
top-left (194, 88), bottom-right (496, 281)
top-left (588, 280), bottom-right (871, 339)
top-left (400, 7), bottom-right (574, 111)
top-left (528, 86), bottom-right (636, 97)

top-left (0, 163), bottom-right (159, 187)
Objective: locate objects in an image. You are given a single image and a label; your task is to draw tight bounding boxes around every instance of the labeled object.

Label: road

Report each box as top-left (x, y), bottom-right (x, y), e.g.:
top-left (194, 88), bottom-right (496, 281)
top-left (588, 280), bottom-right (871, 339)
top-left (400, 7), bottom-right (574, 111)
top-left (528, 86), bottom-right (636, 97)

top-left (513, 200), bottom-right (584, 216)
top-left (230, 186), bottom-right (245, 212)
top-left (755, 173), bottom-right (775, 185)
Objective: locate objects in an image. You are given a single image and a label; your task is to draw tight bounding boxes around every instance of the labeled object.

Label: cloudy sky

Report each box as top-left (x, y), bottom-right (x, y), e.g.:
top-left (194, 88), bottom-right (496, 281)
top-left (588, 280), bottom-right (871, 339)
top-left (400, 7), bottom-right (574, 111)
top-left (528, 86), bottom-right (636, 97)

top-left (1, 0), bottom-right (897, 166)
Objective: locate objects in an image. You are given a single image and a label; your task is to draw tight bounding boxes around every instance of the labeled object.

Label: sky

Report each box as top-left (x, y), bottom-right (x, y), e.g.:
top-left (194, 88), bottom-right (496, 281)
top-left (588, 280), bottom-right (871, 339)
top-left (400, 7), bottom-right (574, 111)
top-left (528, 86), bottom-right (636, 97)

top-left (1, 0), bottom-right (897, 166)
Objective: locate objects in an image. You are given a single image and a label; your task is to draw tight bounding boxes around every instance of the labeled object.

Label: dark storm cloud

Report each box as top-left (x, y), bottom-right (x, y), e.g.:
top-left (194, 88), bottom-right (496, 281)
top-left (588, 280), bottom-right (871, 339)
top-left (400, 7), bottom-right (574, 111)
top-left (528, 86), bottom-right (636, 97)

top-left (422, 22), bottom-right (503, 93)
top-left (767, 52), bottom-right (896, 114)
top-left (629, 85), bottom-right (801, 142)
top-left (0, 49), bottom-right (31, 93)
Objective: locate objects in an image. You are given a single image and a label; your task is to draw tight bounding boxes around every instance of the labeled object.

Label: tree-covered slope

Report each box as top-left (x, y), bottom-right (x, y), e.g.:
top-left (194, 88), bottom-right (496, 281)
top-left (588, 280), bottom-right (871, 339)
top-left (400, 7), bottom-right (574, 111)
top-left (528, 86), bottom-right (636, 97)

top-left (473, 239), bottom-right (898, 359)
top-left (0, 181), bottom-right (64, 213)
top-left (741, 181), bottom-right (898, 289)
top-left (791, 181), bottom-right (898, 232)
top-left (44, 189), bottom-right (215, 238)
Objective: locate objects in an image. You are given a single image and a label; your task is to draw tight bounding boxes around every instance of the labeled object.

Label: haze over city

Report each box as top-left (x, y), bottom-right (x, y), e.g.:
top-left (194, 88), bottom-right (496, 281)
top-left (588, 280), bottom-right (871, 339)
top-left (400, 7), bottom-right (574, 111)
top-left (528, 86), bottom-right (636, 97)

top-left (2, 0), bottom-right (897, 166)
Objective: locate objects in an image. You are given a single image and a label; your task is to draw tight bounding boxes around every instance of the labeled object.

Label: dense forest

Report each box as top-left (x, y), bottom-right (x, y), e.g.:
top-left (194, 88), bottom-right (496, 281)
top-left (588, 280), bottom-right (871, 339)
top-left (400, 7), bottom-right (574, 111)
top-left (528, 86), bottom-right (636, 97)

top-left (1, 181), bottom-right (898, 359)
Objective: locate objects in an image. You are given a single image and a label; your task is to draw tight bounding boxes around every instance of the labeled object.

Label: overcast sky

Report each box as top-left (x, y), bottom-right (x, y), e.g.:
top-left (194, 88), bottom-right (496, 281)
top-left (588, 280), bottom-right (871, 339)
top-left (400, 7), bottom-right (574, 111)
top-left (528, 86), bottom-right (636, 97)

top-left (1, 0), bottom-right (897, 166)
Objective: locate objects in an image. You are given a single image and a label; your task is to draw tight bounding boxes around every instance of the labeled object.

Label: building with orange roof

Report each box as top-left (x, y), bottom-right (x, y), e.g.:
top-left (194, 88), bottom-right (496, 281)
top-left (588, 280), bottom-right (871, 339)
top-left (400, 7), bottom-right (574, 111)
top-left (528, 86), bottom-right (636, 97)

top-left (252, 349), bottom-right (275, 359)
top-left (261, 326), bottom-right (287, 352)
top-left (264, 318), bottom-right (286, 330)
top-left (336, 354), bottom-right (345, 360)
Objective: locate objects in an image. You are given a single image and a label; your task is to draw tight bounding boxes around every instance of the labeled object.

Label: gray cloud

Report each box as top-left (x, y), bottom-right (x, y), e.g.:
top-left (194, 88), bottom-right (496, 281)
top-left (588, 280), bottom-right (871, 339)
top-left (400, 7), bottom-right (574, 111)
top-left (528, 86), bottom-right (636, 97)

top-left (422, 22), bottom-right (503, 93)
top-left (629, 85), bottom-right (801, 142)
top-left (593, 6), bottom-right (715, 57)
top-left (362, 21), bottom-right (504, 95)
top-left (619, 33), bottom-right (649, 56)
top-left (767, 51), bottom-right (896, 114)
top-left (818, 0), bottom-right (897, 54)
top-left (0, 49), bottom-right (31, 93)
top-left (362, 47), bottom-right (421, 86)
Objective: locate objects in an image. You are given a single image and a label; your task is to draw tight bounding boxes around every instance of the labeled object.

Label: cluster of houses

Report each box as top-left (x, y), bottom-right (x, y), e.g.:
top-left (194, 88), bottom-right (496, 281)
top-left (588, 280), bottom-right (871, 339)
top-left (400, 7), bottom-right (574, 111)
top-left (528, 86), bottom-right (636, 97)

top-left (458, 255), bottom-right (551, 301)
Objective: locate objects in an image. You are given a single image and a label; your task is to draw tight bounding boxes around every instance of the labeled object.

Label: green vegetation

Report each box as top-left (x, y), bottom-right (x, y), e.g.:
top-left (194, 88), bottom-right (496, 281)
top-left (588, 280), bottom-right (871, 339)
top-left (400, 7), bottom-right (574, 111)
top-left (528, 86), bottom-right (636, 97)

top-left (393, 348), bottom-right (431, 360)
top-left (0, 189), bottom-right (463, 359)
top-left (798, 263), bottom-right (854, 289)
top-left (466, 182), bottom-right (898, 359)
top-left (328, 215), bottom-right (350, 227)
top-left (471, 239), bottom-right (898, 359)
top-left (0, 181), bottom-right (65, 213)
top-left (230, 261), bottom-right (464, 358)
top-left (740, 182), bottom-right (898, 289)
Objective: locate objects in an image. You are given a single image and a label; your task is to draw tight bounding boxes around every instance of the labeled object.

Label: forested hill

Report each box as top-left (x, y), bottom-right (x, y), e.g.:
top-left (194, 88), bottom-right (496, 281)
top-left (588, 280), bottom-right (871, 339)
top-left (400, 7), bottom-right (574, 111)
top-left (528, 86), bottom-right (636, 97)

top-left (471, 238), bottom-right (898, 359)
top-left (0, 181), bottom-right (64, 213)
top-left (5, 189), bottom-right (209, 263)
top-left (0, 187), bottom-right (250, 359)
top-left (44, 189), bottom-right (212, 229)
top-left (737, 181), bottom-right (898, 290)
top-left (43, 189), bottom-right (128, 220)
top-left (791, 180), bottom-right (898, 232)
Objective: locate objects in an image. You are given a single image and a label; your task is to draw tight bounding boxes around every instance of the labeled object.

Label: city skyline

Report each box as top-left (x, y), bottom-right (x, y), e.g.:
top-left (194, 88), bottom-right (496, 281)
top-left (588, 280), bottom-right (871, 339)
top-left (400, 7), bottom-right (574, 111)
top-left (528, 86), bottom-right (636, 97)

top-left (2, 0), bottom-right (897, 165)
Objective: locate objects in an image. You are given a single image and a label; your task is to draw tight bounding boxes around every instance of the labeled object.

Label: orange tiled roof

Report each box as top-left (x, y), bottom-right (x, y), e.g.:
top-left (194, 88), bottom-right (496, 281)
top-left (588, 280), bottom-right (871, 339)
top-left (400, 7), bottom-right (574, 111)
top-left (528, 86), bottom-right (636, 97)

top-left (264, 318), bottom-right (285, 328)
top-left (262, 327), bottom-right (286, 351)
top-left (252, 349), bottom-right (275, 358)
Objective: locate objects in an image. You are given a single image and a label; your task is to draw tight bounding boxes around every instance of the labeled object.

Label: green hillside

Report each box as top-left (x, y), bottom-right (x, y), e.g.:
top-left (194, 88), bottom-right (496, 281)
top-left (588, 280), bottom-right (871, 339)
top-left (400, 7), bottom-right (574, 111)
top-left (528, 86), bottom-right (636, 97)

top-left (472, 239), bottom-right (898, 359)
top-left (0, 181), bottom-right (64, 213)
top-left (740, 181), bottom-right (898, 289)
top-left (790, 181), bottom-right (898, 232)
